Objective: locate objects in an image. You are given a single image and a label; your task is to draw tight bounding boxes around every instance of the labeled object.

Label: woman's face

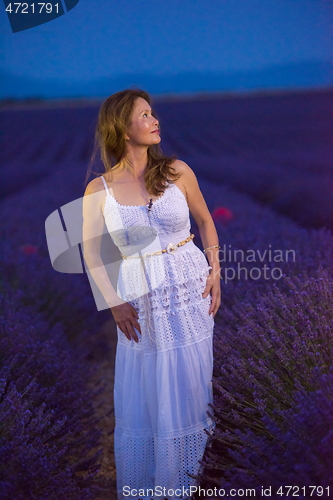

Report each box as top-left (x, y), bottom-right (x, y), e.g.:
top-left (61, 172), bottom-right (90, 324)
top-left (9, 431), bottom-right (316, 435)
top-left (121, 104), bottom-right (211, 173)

top-left (125, 97), bottom-right (161, 147)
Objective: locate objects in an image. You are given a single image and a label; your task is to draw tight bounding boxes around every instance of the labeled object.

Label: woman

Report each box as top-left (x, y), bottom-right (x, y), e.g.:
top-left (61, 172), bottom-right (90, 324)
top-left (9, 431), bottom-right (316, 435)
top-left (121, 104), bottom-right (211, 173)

top-left (82, 89), bottom-right (221, 500)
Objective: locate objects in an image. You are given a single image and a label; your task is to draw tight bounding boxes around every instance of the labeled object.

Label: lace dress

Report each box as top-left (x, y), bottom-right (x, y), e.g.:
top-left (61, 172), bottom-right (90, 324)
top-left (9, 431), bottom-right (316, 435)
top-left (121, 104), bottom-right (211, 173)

top-left (100, 175), bottom-right (215, 500)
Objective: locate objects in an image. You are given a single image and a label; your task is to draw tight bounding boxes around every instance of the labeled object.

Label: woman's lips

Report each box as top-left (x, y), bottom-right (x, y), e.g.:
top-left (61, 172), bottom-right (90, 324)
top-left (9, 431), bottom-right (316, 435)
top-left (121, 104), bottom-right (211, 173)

top-left (151, 130), bottom-right (160, 134)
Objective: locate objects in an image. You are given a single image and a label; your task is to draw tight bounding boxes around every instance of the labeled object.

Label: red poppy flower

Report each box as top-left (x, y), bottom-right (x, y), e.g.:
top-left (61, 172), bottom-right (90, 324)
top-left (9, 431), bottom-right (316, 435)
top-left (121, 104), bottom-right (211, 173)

top-left (21, 244), bottom-right (38, 255)
top-left (211, 206), bottom-right (234, 224)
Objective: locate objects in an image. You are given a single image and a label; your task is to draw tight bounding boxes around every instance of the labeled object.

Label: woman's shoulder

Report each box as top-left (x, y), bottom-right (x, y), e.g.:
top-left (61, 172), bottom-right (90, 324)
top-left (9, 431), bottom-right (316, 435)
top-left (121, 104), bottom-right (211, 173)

top-left (170, 159), bottom-right (198, 185)
top-left (84, 176), bottom-right (105, 195)
top-left (170, 159), bottom-right (193, 175)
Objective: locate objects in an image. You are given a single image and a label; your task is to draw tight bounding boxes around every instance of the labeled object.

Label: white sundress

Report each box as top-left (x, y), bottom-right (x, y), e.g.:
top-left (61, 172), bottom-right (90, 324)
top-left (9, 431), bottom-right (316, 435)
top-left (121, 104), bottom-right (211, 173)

top-left (100, 175), bottom-right (215, 500)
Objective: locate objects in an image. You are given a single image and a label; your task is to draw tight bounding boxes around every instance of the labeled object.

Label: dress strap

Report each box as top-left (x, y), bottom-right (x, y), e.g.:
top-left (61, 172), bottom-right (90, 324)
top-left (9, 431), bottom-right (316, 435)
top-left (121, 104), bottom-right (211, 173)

top-left (100, 175), bottom-right (117, 198)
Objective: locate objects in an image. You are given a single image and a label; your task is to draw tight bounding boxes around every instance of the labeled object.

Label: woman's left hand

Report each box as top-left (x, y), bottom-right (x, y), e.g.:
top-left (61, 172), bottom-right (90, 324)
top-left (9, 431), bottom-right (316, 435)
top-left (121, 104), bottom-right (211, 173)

top-left (202, 272), bottom-right (221, 317)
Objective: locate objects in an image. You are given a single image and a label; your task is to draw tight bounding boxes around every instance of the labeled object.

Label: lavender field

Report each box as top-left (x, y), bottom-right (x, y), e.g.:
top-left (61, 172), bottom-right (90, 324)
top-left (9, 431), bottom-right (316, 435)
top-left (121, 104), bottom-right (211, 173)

top-left (1, 89), bottom-right (332, 499)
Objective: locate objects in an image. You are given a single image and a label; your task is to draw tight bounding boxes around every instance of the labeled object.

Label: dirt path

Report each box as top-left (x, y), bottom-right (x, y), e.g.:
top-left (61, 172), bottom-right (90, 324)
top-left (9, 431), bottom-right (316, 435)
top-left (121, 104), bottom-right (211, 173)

top-left (88, 317), bottom-right (118, 500)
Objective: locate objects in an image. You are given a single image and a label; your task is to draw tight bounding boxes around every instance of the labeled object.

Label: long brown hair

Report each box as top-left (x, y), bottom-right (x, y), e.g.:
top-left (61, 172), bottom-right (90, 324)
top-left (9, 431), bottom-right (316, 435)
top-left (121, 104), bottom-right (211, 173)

top-left (85, 87), bottom-right (181, 196)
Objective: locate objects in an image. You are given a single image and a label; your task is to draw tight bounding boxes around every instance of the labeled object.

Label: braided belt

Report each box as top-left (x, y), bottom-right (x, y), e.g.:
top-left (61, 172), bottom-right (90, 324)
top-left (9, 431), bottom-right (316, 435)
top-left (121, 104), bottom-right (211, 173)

top-left (121, 233), bottom-right (195, 260)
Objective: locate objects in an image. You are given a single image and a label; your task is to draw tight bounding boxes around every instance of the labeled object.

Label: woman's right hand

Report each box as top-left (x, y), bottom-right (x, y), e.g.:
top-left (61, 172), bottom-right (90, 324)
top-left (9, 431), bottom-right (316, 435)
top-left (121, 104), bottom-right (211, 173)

top-left (110, 302), bottom-right (141, 343)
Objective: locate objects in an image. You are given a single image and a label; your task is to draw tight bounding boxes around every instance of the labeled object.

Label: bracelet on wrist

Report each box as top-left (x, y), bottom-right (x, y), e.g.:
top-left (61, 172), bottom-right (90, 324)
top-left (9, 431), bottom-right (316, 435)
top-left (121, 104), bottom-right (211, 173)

top-left (203, 245), bottom-right (220, 253)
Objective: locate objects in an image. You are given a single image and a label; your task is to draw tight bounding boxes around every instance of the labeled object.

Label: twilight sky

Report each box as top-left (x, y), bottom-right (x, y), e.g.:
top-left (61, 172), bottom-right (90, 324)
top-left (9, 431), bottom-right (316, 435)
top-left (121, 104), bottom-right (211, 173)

top-left (0, 0), bottom-right (332, 98)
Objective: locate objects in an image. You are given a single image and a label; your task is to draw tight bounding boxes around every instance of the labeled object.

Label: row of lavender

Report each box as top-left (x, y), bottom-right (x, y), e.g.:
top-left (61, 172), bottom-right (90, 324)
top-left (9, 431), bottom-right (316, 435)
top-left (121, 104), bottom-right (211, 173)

top-left (0, 161), bottom-right (113, 499)
top-left (1, 166), bottom-right (332, 498)
top-left (196, 179), bottom-right (333, 498)
top-left (1, 185), bottom-right (332, 500)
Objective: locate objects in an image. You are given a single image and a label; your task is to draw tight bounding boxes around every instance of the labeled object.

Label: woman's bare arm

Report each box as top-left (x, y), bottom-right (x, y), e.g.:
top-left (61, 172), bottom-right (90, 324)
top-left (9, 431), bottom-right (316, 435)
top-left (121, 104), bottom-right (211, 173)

top-left (82, 178), bottom-right (141, 341)
top-left (172, 160), bottom-right (221, 317)
top-left (82, 179), bottom-right (124, 307)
